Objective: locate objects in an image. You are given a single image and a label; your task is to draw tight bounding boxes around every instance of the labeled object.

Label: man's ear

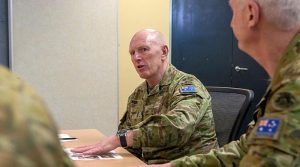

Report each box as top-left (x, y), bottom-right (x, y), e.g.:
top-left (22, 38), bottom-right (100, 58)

top-left (161, 45), bottom-right (169, 60)
top-left (247, 0), bottom-right (260, 28)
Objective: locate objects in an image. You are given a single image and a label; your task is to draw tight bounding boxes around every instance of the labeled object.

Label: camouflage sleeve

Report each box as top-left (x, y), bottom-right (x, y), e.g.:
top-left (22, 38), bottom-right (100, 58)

top-left (118, 97), bottom-right (131, 130)
top-left (240, 84), bottom-right (300, 166)
top-left (131, 76), bottom-right (211, 148)
top-left (170, 123), bottom-right (253, 167)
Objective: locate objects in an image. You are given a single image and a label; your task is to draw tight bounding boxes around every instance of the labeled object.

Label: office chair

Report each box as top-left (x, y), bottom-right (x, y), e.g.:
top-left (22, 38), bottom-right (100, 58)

top-left (207, 86), bottom-right (254, 147)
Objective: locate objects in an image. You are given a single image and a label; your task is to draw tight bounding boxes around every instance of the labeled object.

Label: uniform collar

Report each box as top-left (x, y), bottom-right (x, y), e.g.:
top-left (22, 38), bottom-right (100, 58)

top-left (159, 64), bottom-right (177, 86)
top-left (142, 64), bottom-right (177, 96)
top-left (271, 32), bottom-right (300, 90)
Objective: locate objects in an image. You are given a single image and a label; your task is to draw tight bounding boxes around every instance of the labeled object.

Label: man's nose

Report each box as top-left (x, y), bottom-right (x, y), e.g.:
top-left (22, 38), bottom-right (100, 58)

top-left (132, 52), bottom-right (141, 60)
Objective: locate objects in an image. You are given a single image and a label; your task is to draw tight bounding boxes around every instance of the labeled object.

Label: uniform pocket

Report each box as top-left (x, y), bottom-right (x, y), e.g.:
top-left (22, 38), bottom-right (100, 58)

top-left (128, 100), bottom-right (144, 126)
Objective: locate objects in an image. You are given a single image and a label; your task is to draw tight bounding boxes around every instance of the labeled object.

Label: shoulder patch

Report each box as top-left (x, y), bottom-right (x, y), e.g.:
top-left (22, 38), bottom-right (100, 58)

top-left (255, 118), bottom-right (281, 139)
top-left (180, 85), bottom-right (196, 93)
top-left (272, 92), bottom-right (296, 110)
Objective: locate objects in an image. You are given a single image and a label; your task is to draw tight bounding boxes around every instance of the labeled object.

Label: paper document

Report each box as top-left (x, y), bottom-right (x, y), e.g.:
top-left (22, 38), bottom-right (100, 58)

top-left (64, 148), bottom-right (123, 160)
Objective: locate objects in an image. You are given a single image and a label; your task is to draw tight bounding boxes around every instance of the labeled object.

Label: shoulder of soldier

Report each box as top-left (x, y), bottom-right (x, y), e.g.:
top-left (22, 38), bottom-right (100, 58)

top-left (0, 66), bottom-right (23, 89)
top-left (0, 66), bottom-right (74, 167)
top-left (0, 65), bottom-right (56, 129)
top-left (171, 73), bottom-right (209, 99)
top-left (276, 37), bottom-right (300, 85)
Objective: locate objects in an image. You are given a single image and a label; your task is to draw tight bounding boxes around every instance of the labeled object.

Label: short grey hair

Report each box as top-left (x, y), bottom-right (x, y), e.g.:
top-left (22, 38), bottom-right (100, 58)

top-left (237, 0), bottom-right (300, 31)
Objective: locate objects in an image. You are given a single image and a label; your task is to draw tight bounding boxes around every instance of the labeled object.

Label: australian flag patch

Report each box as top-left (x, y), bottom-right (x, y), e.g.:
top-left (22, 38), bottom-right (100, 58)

top-left (256, 118), bottom-right (281, 138)
top-left (180, 85), bottom-right (196, 93)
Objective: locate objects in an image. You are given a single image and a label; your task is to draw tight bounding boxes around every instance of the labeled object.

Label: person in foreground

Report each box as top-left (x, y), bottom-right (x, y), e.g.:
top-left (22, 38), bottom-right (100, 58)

top-left (0, 66), bottom-right (74, 167)
top-left (72, 29), bottom-right (218, 164)
top-left (137, 0), bottom-right (300, 166)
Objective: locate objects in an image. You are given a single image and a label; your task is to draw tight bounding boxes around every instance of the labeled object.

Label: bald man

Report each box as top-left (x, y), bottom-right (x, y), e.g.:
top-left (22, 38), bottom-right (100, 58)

top-left (72, 29), bottom-right (218, 164)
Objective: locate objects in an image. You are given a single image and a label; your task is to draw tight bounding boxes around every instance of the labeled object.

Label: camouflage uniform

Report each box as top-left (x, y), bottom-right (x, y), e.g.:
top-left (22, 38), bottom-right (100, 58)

top-left (0, 66), bottom-right (74, 167)
top-left (171, 33), bottom-right (300, 167)
top-left (119, 64), bottom-right (218, 164)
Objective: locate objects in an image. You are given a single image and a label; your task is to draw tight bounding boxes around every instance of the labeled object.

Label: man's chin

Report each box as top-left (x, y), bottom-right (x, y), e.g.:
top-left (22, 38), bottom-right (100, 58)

top-left (138, 75), bottom-right (146, 79)
top-left (138, 73), bottom-right (148, 79)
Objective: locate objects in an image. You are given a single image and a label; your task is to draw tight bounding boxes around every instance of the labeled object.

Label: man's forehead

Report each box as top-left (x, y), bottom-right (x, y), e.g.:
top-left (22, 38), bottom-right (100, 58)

top-left (130, 38), bottom-right (147, 47)
top-left (129, 40), bottom-right (149, 52)
top-left (130, 35), bottom-right (156, 46)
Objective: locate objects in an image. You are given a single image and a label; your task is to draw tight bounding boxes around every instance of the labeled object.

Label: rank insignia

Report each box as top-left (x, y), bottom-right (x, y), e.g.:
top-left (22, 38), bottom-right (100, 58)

top-left (180, 85), bottom-right (196, 93)
top-left (256, 118), bottom-right (281, 139)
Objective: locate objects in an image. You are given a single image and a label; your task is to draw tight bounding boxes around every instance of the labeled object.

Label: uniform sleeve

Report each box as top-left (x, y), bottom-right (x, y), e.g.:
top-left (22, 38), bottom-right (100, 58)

top-left (239, 84), bottom-right (300, 167)
top-left (131, 77), bottom-right (212, 148)
top-left (118, 97), bottom-right (132, 130)
top-left (170, 123), bottom-right (253, 167)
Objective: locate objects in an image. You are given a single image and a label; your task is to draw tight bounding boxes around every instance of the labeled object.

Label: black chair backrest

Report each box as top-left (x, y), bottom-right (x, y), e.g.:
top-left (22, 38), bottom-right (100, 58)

top-left (207, 86), bottom-right (254, 147)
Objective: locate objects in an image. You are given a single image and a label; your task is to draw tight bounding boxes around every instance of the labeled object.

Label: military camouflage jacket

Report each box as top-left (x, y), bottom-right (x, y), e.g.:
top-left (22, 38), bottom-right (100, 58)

top-left (119, 64), bottom-right (218, 164)
top-left (0, 67), bottom-right (74, 167)
top-left (171, 33), bottom-right (300, 167)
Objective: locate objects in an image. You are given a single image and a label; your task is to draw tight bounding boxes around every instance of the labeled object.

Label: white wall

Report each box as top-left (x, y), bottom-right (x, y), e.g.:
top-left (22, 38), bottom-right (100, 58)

top-left (10, 0), bottom-right (118, 135)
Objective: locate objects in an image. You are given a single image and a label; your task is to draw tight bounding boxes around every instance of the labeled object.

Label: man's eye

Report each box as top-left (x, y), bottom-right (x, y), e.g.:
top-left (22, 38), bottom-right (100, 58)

top-left (130, 51), bottom-right (135, 56)
top-left (139, 48), bottom-right (148, 53)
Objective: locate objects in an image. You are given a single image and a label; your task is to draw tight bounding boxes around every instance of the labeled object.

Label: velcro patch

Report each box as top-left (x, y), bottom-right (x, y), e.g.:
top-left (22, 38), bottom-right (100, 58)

top-left (255, 118), bottom-right (281, 139)
top-left (180, 85), bottom-right (196, 93)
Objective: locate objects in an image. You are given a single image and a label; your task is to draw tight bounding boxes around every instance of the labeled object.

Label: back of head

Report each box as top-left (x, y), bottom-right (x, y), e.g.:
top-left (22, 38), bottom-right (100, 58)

top-left (237, 0), bottom-right (300, 31)
top-left (0, 66), bottom-right (74, 167)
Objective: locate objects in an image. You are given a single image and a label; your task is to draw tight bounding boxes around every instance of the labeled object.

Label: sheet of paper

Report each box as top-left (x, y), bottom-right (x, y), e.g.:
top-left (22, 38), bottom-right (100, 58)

top-left (64, 148), bottom-right (123, 160)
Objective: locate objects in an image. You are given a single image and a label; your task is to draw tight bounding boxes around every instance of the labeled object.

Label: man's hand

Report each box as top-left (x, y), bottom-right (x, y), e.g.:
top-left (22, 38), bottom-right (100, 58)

top-left (71, 135), bottom-right (119, 155)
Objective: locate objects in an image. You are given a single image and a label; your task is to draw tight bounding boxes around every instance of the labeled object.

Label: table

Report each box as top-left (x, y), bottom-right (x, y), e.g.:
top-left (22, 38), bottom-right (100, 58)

top-left (61, 129), bottom-right (145, 167)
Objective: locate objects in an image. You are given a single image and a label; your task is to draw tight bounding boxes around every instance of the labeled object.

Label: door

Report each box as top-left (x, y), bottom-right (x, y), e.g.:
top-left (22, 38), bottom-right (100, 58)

top-left (172, 0), bottom-right (233, 86)
top-left (0, 0), bottom-right (9, 67)
top-left (172, 0), bottom-right (269, 136)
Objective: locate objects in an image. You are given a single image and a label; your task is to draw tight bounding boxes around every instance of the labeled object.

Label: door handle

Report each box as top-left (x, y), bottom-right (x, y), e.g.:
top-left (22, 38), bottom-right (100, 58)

top-left (235, 66), bottom-right (248, 72)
